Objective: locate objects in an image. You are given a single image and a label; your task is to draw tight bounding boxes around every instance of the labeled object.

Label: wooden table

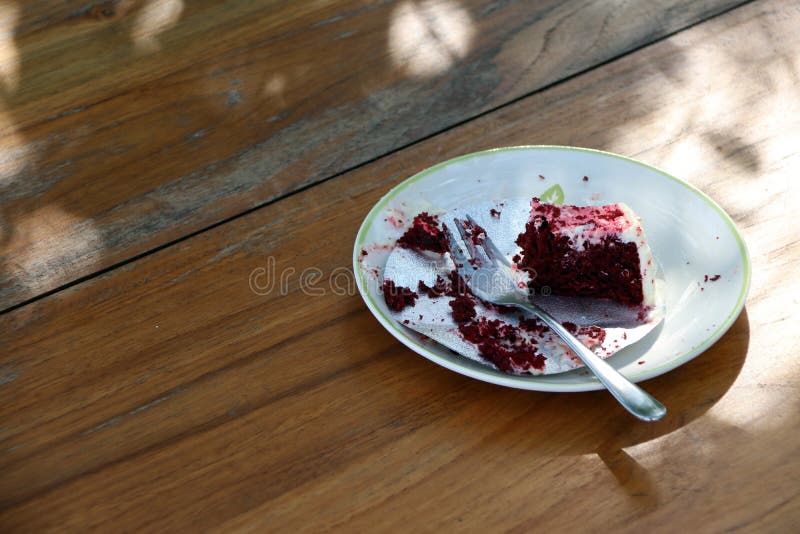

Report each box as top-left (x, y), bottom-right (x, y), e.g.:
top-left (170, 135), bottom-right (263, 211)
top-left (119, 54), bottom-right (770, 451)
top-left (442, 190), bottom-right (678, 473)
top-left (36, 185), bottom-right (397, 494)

top-left (1, 0), bottom-right (798, 531)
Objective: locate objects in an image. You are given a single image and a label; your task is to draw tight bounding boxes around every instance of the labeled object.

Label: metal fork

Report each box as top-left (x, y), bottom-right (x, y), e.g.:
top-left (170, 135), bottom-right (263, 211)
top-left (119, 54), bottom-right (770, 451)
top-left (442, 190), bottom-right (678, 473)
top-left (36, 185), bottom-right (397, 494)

top-left (445, 215), bottom-right (666, 422)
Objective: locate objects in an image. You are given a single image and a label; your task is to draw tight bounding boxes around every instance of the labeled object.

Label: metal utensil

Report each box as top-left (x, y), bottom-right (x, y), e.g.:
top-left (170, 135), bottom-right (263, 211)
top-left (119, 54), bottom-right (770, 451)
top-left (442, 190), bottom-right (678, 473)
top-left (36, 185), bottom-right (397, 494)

top-left (445, 214), bottom-right (666, 422)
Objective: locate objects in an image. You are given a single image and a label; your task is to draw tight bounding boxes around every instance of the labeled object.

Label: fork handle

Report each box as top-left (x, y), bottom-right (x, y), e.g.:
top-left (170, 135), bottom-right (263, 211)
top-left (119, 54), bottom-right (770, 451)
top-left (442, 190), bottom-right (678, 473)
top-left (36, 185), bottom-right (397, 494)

top-left (520, 302), bottom-right (667, 422)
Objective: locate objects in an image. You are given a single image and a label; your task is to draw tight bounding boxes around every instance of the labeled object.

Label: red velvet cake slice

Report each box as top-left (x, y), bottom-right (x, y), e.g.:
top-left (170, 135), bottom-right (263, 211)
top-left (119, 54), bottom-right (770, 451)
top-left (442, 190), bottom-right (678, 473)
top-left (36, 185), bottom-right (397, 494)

top-left (515, 198), bottom-right (657, 308)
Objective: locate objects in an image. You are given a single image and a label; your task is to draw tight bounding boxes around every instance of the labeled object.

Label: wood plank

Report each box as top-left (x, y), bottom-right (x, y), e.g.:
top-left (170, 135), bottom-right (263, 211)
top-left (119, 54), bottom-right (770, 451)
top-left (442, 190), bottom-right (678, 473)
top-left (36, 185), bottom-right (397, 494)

top-left (0, 0), bottom-right (746, 309)
top-left (2, 0), bottom-right (799, 530)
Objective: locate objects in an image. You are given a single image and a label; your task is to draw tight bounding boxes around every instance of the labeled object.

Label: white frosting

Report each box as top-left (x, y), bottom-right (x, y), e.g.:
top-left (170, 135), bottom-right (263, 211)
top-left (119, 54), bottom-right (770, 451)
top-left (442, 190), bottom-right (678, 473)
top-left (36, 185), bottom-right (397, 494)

top-left (615, 203), bottom-right (658, 309)
top-left (558, 223), bottom-right (596, 251)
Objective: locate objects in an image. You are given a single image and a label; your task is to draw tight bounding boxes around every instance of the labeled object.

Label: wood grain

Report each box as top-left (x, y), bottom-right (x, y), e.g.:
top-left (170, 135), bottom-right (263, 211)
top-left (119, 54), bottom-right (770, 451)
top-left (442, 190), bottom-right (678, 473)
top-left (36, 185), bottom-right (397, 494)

top-left (2, 0), bottom-right (799, 531)
top-left (0, 0), bottom-right (746, 309)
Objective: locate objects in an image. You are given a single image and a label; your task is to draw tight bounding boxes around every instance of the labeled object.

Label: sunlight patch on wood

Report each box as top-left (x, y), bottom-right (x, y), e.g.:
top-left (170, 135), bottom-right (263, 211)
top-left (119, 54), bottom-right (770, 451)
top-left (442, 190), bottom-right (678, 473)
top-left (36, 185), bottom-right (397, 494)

top-left (0, 1), bottom-right (19, 92)
top-left (0, 110), bottom-right (27, 191)
top-left (5, 205), bottom-right (102, 294)
top-left (132, 0), bottom-right (185, 54)
top-left (388, 0), bottom-right (474, 78)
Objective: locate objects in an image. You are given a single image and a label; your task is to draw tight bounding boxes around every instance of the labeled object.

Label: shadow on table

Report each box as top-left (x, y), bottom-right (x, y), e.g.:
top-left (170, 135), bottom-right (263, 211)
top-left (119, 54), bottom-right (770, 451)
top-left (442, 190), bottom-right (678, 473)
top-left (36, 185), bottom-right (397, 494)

top-left (370, 306), bottom-right (751, 506)
top-left (475, 307), bottom-right (749, 497)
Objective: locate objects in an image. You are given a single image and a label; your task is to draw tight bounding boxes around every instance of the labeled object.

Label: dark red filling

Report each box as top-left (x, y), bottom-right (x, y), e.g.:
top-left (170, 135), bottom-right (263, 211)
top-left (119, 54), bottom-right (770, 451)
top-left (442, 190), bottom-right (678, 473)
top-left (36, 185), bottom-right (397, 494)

top-left (515, 202), bottom-right (644, 306)
top-left (397, 212), bottom-right (448, 253)
top-left (381, 279), bottom-right (418, 312)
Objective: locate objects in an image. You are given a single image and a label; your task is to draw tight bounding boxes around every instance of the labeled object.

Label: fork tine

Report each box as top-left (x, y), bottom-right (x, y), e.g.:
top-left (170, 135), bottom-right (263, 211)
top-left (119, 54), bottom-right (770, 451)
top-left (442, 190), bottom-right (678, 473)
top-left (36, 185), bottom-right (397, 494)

top-left (465, 213), bottom-right (511, 267)
top-left (454, 217), bottom-right (491, 266)
top-left (452, 218), bottom-right (472, 250)
top-left (442, 223), bottom-right (475, 277)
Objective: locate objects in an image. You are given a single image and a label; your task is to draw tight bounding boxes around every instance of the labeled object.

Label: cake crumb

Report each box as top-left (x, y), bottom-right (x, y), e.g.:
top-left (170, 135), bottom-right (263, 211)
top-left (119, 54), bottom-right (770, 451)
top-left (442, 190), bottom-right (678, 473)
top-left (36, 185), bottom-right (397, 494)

top-left (381, 280), bottom-right (418, 312)
top-left (449, 296), bottom-right (476, 323)
top-left (397, 212), bottom-right (447, 253)
top-left (386, 215), bottom-right (402, 229)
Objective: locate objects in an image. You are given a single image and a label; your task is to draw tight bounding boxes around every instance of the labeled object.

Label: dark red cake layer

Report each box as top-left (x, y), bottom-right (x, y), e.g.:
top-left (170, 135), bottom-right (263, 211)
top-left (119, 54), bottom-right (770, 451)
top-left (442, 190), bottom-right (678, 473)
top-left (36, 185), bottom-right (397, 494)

top-left (515, 200), bottom-right (644, 306)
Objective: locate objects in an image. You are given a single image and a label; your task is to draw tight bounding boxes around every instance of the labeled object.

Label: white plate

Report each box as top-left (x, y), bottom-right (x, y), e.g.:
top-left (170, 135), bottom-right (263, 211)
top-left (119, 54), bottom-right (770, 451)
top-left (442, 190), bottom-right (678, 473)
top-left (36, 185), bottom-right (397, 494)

top-left (353, 146), bottom-right (750, 392)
